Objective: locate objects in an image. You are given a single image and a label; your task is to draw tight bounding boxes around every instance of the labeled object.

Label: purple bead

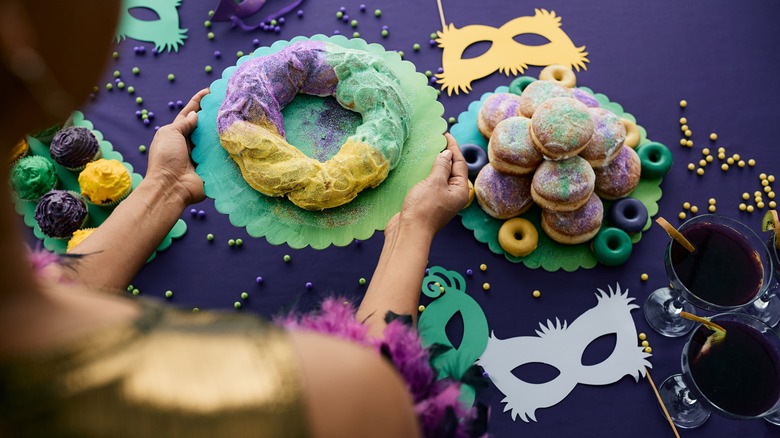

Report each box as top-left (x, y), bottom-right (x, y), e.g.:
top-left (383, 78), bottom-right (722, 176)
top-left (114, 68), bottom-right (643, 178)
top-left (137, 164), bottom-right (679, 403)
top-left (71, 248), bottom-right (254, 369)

top-left (274, 26), bottom-right (281, 33)
top-left (437, 67), bottom-right (444, 73)
top-left (339, 6), bottom-right (346, 12)
top-left (305, 282), bottom-right (313, 289)
top-left (425, 268), bottom-right (430, 275)
top-left (190, 208), bottom-right (197, 216)
top-left (176, 100), bottom-right (184, 108)
top-left (167, 101), bottom-right (175, 109)
top-left (429, 77), bottom-right (437, 85)
top-left (430, 39), bottom-right (436, 46)
top-left (262, 24), bottom-right (269, 31)
top-left (148, 112), bottom-right (155, 120)
top-left (139, 46), bottom-right (146, 54)
top-left (342, 15), bottom-right (349, 22)
top-left (466, 269), bottom-right (473, 276)
top-left (89, 93), bottom-right (96, 100)
top-left (154, 126), bottom-right (160, 131)
top-left (482, 371), bottom-right (490, 378)
top-left (252, 38), bottom-right (260, 46)
top-left (214, 50), bottom-right (221, 58)
top-left (256, 276), bottom-right (264, 284)
top-left (333, 29), bottom-right (340, 34)
top-left (297, 9), bottom-right (304, 17)
top-left (135, 110), bottom-right (142, 118)
top-left (354, 239), bottom-right (361, 246)
top-left (360, 4), bottom-right (366, 11)
top-left (278, 17), bottom-right (285, 24)
top-left (382, 25), bottom-right (389, 30)
top-left (133, 46), bottom-right (140, 54)
top-left (114, 78), bottom-right (122, 83)
top-left (198, 210), bottom-right (206, 218)
top-left (143, 119), bottom-right (151, 126)
top-left (151, 48), bottom-right (157, 56)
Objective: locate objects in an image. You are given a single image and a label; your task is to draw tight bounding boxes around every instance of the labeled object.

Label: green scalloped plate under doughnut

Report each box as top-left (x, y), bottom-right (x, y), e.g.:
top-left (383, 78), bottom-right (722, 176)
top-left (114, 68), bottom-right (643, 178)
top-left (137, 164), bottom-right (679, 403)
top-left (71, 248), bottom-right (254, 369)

top-left (453, 83), bottom-right (664, 272)
top-left (13, 111), bottom-right (187, 262)
top-left (192, 35), bottom-right (447, 249)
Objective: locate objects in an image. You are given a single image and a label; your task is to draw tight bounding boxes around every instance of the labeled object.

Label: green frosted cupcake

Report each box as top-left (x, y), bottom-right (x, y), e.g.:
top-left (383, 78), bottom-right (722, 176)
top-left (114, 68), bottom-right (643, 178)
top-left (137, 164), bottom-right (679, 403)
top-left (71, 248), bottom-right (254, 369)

top-left (10, 156), bottom-right (58, 201)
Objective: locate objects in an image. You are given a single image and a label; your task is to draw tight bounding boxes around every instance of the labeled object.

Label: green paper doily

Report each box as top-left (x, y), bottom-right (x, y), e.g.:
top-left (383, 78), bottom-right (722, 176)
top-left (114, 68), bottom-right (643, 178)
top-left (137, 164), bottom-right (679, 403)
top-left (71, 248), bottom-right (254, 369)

top-left (13, 111), bottom-right (187, 262)
top-left (192, 35), bottom-right (446, 249)
top-left (452, 84), bottom-right (664, 272)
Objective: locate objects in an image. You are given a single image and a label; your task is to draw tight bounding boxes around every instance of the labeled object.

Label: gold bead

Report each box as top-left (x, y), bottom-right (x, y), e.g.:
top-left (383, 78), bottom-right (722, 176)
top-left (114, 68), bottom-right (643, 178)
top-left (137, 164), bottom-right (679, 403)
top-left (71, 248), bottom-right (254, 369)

top-left (640, 273), bottom-right (649, 281)
top-left (638, 333), bottom-right (647, 340)
top-left (739, 203), bottom-right (747, 211)
top-left (680, 139), bottom-right (688, 146)
top-left (679, 117), bottom-right (687, 124)
top-left (686, 140), bottom-right (694, 147)
top-left (644, 347), bottom-right (653, 353)
top-left (479, 263), bottom-right (487, 271)
top-left (770, 201), bottom-right (777, 209)
top-left (748, 159), bottom-right (756, 166)
top-left (760, 173), bottom-right (768, 180)
top-left (696, 168), bottom-right (704, 176)
top-left (708, 198), bottom-right (716, 205)
top-left (706, 155), bottom-right (713, 163)
top-left (685, 130), bottom-right (692, 137)
top-left (679, 100), bottom-right (687, 108)
top-left (758, 202), bottom-right (766, 209)
top-left (708, 205), bottom-right (716, 213)
top-left (701, 148), bottom-right (710, 156)
top-left (742, 193), bottom-right (750, 200)
top-left (679, 212), bottom-right (687, 220)
top-left (709, 133), bottom-right (718, 141)
top-left (747, 205), bottom-right (755, 213)
top-left (699, 159), bottom-right (707, 167)
top-left (418, 305), bottom-right (426, 312)
top-left (687, 163), bottom-right (695, 171)
top-left (683, 202), bottom-right (691, 210)
top-left (738, 160), bottom-right (746, 168)
top-left (482, 282), bottom-right (490, 291)
top-left (727, 158), bottom-right (735, 165)
top-left (721, 163), bottom-right (729, 171)
top-left (532, 290), bottom-right (541, 298)
top-left (681, 124), bottom-right (689, 131)
top-left (691, 206), bottom-right (699, 214)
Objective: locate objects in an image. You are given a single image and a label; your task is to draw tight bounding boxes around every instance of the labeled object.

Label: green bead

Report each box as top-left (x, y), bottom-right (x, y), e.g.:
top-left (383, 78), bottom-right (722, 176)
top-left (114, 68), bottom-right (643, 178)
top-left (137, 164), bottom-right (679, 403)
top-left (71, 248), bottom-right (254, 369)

top-left (132, 67), bottom-right (140, 75)
top-left (167, 73), bottom-right (175, 81)
top-left (270, 19), bottom-right (277, 26)
top-left (135, 97), bottom-right (143, 104)
top-left (132, 288), bottom-right (140, 295)
top-left (192, 307), bottom-right (199, 312)
top-left (112, 52), bottom-right (119, 59)
top-left (206, 233), bottom-right (214, 241)
top-left (92, 86), bottom-right (99, 93)
top-left (283, 254), bottom-right (291, 263)
top-left (208, 10), bottom-right (214, 16)
top-left (413, 43), bottom-right (421, 51)
top-left (359, 278), bottom-right (366, 285)
top-left (352, 32), bottom-right (360, 38)
top-left (204, 20), bottom-right (211, 28)
top-left (381, 29), bottom-right (389, 37)
top-left (336, 11), bottom-right (343, 18)
top-left (127, 284), bottom-right (134, 291)
top-left (448, 117), bottom-right (456, 124)
top-left (141, 114), bottom-right (148, 120)
top-left (207, 32), bottom-right (215, 40)
top-left (241, 292), bottom-right (249, 300)
top-left (106, 83), bottom-right (113, 90)
top-left (234, 301), bottom-right (242, 309)
top-left (425, 70), bottom-right (432, 77)
top-left (165, 290), bottom-right (173, 298)
top-left (351, 19), bottom-right (358, 27)
top-left (236, 51), bottom-right (244, 58)
top-left (138, 145), bottom-right (147, 153)
top-left (113, 70), bottom-right (121, 78)
top-left (374, 9), bottom-right (382, 17)
top-left (117, 82), bottom-right (125, 89)
top-left (127, 86), bottom-right (135, 94)
top-left (398, 51), bottom-right (404, 58)
top-left (228, 239), bottom-right (235, 246)
top-left (141, 109), bottom-right (148, 114)
top-left (205, 65), bottom-right (213, 73)
top-left (235, 238), bottom-right (243, 246)
top-left (430, 32), bottom-right (438, 39)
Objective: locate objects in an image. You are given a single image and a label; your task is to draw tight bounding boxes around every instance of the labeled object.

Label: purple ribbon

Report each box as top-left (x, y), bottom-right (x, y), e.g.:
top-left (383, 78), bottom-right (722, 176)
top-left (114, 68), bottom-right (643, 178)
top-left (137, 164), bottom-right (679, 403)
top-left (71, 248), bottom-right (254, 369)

top-left (212, 0), bottom-right (305, 30)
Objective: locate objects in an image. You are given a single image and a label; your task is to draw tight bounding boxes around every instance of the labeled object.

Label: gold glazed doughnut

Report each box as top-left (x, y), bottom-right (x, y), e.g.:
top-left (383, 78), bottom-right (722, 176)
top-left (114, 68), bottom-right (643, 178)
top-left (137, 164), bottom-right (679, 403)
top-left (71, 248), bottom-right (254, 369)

top-left (498, 217), bottom-right (539, 257)
top-left (621, 118), bottom-right (641, 148)
top-left (539, 64), bottom-right (577, 88)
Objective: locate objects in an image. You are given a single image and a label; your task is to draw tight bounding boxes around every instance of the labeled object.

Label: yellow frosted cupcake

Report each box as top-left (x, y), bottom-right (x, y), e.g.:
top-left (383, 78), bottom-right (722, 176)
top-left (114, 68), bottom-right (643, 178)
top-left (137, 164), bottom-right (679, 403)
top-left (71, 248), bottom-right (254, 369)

top-left (66, 228), bottom-right (97, 252)
top-left (78, 159), bottom-right (132, 207)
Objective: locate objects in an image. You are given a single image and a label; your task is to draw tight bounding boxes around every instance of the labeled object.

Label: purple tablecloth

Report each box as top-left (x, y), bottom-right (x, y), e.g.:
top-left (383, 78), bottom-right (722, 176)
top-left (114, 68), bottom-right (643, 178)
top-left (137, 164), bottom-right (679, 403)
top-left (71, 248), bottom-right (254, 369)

top-left (24, 0), bottom-right (780, 436)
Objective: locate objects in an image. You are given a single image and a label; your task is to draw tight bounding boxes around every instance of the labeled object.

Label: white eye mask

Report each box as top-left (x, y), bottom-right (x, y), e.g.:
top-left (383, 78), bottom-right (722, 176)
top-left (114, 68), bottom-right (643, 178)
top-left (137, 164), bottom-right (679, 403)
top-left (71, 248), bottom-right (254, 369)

top-left (478, 284), bottom-right (652, 422)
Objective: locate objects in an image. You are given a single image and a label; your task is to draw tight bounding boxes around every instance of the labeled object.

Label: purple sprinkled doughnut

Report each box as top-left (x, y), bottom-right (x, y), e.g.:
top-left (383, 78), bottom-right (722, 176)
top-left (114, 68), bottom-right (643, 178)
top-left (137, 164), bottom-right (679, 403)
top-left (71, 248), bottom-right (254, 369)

top-left (580, 108), bottom-right (626, 168)
top-left (531, 156), bottom-right (595, 212)
top-left (477, 93), bottom-right (524, 139)
top-left (517, 80), bottom-right (570, 118)
top-left (570, 88), bottom-right (600, 108)
top-left (541, 194), bottom-right (603, 245)
top-left (474, 163), bottom-right (533, 219)
top-left (531, 97), bottom-right (594, 160)
top-left (488, 116), bottom-right (542, 175)
top-left (593, 145), bottom-right (641, 200)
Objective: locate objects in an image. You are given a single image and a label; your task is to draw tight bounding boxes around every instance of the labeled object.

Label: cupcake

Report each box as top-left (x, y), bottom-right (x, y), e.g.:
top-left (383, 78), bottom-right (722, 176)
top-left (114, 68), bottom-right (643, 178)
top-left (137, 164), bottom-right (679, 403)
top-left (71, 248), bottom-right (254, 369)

top-left (78, 159), bottom-right (132, 206)
top-left (9, 156), bottom-right (58, 201)
top-left (34, 190), bottom-right (89, 239)
top-left (9, 138), bottom-right (30, 164)
top-left (50, 127), bottom-right (101, 171)
top-left (67, 228), bottom-right (97, 252)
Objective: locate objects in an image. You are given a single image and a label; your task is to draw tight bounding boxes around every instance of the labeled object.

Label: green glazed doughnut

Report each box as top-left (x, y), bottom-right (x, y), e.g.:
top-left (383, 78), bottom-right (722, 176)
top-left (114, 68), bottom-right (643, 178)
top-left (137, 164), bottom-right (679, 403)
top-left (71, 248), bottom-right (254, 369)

top-left (508, 76), bottom-right (536, 96)
top-left (591, 227), bottom-right (632, 266)
top-left (636, 142), bottom-right (673, 179)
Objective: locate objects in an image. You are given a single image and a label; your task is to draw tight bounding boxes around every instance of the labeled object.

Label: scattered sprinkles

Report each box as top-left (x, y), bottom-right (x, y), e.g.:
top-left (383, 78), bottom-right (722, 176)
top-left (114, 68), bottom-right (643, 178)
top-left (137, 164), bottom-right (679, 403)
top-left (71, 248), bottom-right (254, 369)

top-left (283, 254), bottom-right (291, 263)
top-left (165, 290), bottom-right (173, 298)
top-left (641, 273), bottom-right (648, 281)
top-left (482, 282), bottom-right (490, 291)
top-left (418, 305), bottom-right (426, 312)
top-left (532, 290), bottom-right (541, 298)
top-left (359, 277), bottom-right (366, 285)
top-left (679, 100), bottom-right (687, 108)
top-left (241, 292), bottom-right (249, 300)
top-left (138, 145), bottom-right (147, 153)
top-left (207, 233), bottom-right (214, 241)
top-left (479, 263), bottom-right (487, 272)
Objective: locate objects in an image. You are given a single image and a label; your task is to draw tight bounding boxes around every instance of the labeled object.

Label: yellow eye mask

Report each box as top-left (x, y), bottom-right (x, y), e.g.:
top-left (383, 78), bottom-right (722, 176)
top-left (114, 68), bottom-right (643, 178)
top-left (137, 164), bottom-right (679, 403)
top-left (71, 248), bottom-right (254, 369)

top-left (435, 9), bottom-right (589, 95)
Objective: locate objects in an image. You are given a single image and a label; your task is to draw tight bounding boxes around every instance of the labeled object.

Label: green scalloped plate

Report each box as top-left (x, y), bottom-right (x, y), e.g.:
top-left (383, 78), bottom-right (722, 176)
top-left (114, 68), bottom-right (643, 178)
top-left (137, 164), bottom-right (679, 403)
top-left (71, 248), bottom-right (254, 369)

top-left (13, 111), bottom-right (187, 262)
top-left (192, 35), bottom-right (447, 250)
top-left (453, 83), bottom-right (664, 272)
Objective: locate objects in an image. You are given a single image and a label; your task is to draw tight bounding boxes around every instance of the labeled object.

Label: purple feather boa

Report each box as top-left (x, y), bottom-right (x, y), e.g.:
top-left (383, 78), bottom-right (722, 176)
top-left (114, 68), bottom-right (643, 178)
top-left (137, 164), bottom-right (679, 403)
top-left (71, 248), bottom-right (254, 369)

top-left (276, 298), bottom-right (487, 438)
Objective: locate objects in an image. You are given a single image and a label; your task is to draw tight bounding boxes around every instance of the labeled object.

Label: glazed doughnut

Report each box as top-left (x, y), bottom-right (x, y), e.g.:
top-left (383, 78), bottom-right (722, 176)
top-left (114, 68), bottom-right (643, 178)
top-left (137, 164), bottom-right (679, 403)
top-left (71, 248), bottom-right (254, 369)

top-left (498, 217), bottom-right (539, 257)
top-left (460, 143), bottom-right (489, 180)
top-left (475, 163), bottom-right (533, 219)
top-left (591, 227), bottom-right (633, 266)
top-left (477, 93), bottom-right (524, 138)
top-left (593, 145), bottom-right (641, 200)
top-left (570, 88), bottom-right (600, 108)
top-left (530, 97), bottom-right (594, 160)
top-left (579, 108), bottom-right (626, 168)
top-left (217, 40), bottom-right (411, 210)
top-left (539, 64), bottom-right (576, 88)
top-left (607, 197), bottom-right (648, 234)
top-left (531, 156), bottom-right (595, 212)
top-left (508, 76), bottom-right (536, 96)
top-left (488, 117), bottom-right (542, 175)
top-left (621, 118), bottom-right (641, 148)
top-left (636, 142), bottom-right (673, 179)
top-left (517, 80), bottom-right (571, 118)
top-left (541, 194), bottom-right (604, 245)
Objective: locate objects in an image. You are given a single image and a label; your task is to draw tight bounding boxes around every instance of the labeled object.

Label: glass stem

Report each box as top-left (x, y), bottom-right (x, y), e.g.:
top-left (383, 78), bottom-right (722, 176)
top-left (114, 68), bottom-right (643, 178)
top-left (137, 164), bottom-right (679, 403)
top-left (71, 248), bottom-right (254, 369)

top-left (681, 388), bottom-right (698, 406)
top-left (667, 297), bottom-right (684, 315)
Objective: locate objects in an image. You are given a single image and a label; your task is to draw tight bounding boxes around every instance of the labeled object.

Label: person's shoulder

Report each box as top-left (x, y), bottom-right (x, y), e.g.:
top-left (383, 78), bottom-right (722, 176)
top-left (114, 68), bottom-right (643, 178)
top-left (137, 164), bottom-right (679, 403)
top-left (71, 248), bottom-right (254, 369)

top-left (288, 331), bottom-right (420, 438)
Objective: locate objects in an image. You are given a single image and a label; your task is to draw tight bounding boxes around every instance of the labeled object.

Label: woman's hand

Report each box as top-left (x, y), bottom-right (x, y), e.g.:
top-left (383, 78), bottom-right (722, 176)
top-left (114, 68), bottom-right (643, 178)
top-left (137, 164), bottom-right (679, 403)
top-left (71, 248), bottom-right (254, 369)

top-left (388, 133), bottom-right (469, 237)
top-left (145, 88), bottom-right (210, 206)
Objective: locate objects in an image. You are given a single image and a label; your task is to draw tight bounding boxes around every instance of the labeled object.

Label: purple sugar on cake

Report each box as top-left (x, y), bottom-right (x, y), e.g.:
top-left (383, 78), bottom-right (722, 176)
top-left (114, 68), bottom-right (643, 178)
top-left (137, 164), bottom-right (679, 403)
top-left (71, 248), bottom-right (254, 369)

top-left (34, 190), bottom-right (88, 239)
top-left (517, 80), bottom-right (571, 118)
top-left (594, 145), bottom-right (641, 200)
top-left (477, 93), bottom-right (524, 139)
top-left (530, 97), bottom-right (594, 160)
top-left (570, 88), bottom-right (600, 108)
top-left (580, 108), bottom-right (626, 167)
top-left (488, 116), bottom-right (542, 175)
top-left (531, 156), bottom-right (595, 210)
top-left (474, 163), bottom-right (533, 219)
top-left (541, 193), bottom-right (604, 243)
top-left (49, 127), bottom-right (101, 170)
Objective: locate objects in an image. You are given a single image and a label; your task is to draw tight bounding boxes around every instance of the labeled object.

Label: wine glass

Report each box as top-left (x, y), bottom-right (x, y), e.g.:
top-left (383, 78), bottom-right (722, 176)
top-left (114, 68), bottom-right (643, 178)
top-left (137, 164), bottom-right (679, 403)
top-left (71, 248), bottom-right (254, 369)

top-left (643, 214), bottom-right (773, 337)
top-left (657, 312), bottom-right (780, 428)
top-left (743, 231), bottom-right (780, 327)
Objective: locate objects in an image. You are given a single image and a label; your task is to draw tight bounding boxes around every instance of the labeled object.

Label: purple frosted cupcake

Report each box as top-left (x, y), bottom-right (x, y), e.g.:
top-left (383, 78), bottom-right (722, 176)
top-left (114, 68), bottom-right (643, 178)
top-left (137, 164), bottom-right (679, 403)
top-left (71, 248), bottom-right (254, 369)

top-left (34, 190), bottom-right (89, 239)
top-left (49, 127), bottom-right (101, 171)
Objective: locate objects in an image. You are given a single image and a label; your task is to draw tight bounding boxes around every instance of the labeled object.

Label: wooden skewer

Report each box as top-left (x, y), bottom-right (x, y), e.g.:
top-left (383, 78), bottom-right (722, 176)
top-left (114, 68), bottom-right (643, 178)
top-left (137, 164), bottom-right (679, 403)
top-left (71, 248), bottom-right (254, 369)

top-left (646, 368), bottom-right (681, 438)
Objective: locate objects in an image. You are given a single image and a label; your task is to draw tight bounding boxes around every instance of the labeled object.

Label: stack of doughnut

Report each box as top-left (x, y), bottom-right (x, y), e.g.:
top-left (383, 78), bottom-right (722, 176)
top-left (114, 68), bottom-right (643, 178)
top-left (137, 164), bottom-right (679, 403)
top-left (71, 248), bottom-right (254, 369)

top-left (470, 65), bottom-right (664, 262)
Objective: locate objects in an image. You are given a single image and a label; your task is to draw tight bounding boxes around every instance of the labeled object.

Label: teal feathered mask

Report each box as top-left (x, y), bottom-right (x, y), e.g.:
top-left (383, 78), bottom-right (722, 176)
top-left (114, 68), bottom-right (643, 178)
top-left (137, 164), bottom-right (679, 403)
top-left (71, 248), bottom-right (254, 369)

top-left (115, 0), bottom-right (188, 52)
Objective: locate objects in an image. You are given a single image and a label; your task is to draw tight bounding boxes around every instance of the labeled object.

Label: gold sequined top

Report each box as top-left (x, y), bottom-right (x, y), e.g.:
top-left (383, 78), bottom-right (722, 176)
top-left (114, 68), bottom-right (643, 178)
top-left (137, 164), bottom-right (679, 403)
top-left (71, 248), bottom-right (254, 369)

top-left (0, 298), bottom-right (311, 437)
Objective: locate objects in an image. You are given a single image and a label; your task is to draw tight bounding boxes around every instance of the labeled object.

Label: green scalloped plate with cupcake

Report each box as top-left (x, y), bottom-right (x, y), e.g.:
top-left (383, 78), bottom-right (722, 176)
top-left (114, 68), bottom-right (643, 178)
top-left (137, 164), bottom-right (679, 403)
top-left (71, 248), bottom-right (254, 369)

top-left (11, 111), bottom-right (186, 261)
